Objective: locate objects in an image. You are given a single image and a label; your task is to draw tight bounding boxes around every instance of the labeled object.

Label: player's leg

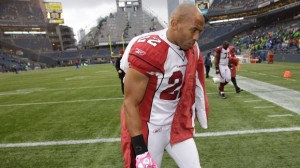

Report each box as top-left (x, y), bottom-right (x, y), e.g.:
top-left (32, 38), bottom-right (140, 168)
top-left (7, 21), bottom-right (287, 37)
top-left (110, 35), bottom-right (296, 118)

top-left (205, 66), bottom-right (210, 78)
top-left (231, 77), bottom-right (238, 89)
top-left (224, 67), bottom-right (231, 83)
top-left (218, 66), bottom-right (228, 98)
top-left (166, 138), bottom-right (201, 168)
top-left (147, 123), bottom-right (170, 167)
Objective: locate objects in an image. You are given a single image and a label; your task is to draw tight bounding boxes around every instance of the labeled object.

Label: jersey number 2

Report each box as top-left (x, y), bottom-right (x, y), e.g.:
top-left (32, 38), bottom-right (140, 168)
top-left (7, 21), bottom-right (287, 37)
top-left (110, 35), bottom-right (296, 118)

top-left (160, 71), bottom-right (183, 100)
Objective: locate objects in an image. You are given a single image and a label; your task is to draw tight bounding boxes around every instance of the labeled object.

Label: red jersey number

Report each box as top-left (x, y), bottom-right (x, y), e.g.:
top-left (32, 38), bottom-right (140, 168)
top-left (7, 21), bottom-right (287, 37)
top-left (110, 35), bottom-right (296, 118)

top-left (160, 71), bottom-right (183, 100)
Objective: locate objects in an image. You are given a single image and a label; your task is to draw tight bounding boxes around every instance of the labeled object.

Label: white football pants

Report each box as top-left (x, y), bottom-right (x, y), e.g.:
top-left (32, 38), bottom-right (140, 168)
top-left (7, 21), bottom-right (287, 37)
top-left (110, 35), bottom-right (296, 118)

top-left (147, 122), bottom-right (201, 168)
top-left (219, 65), bottom-right (231, 83)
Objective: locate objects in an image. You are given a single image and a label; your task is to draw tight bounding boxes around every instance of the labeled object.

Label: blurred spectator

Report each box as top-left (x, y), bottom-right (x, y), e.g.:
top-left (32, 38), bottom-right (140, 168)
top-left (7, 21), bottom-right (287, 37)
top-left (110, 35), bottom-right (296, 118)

top-left (115, 50), bottom-right (125, 95)
top-left (204, 51), bottom-right (212, 78)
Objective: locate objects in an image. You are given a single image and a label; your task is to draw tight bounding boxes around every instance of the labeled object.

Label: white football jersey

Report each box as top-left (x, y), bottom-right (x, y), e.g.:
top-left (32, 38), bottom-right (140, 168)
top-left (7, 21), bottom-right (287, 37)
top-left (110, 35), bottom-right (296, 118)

top-left (219, 48), bottom-right (230, 66)
top-left (126, 30), bottom-right (188, 126)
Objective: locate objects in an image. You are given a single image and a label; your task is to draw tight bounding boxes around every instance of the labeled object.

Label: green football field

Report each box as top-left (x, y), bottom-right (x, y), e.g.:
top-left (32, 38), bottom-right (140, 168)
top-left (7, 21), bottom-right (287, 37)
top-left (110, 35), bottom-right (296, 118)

top-left (0, 62), bottom-right (299, 168)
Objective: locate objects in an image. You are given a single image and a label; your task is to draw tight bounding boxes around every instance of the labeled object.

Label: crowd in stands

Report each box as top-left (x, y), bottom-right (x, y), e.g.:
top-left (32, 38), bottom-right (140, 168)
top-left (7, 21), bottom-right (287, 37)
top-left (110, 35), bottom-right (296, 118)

top-left (0, 1), bottom-right (44, 23)
top-left (0, 51), bottom-right (28, 73)
top-left (210, 0), bottom-right (271, 12)
top-left (232, 19), bottom-right (300, 53)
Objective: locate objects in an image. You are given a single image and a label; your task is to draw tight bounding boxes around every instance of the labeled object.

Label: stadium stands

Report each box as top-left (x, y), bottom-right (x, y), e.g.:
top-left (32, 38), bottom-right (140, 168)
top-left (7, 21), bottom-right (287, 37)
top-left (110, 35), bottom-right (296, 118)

top-left (208, 0), bottom-right (272, 15)
top-left (236, 18), bottom-right (299, 50)
top-left (0, 0), bottom-right (45, 26)
top-left (1, 0), bottom-right (300, 70)
top-left (80, 2), bottom-right (164, 47)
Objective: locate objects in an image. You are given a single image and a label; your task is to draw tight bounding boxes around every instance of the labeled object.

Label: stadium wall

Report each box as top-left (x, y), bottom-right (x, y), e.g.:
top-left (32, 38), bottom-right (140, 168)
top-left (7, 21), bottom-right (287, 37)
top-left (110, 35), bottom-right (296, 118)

top-left (274, 53), bottom-right (300, 63)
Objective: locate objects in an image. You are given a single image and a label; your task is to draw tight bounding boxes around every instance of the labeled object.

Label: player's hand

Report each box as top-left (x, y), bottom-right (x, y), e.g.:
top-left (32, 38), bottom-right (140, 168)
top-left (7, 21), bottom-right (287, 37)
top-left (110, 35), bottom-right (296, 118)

top-left (136, 152), bottom-right (157, 168)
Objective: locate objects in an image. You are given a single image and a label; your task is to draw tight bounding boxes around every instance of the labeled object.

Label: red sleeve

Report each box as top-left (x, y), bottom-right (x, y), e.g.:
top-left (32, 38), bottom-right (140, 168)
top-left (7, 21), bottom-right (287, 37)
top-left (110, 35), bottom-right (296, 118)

top-left (128, 35), bottom-right (168, 76)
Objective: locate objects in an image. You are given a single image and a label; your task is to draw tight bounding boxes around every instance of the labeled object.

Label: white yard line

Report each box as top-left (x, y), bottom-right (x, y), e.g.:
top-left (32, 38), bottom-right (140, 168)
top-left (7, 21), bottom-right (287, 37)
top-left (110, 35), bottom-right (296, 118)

top-left (1, 127), bottom-right (299, 148)
top-left (194, 127), bottom-right (300, 137)
top-left (43, 85), bottom-right (120, 92)
top-left (285, 78), bottom-right (297, 82)
top-left (65, 76), bottom-right (91, 81)
top-left (0, 98), bottom-right (123, 107)
top-left (0, 91), bottom-right (31, 96)
top-left (268, 114), bottom-right (294, 117)
top-left (244, 100), bottom-right (262, 102)
top-left (253, 106), bottom-right (275, 109)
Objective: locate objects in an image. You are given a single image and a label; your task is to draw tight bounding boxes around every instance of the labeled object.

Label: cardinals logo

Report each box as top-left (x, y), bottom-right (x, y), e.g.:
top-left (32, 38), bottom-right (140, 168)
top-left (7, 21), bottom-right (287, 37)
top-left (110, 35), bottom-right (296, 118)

top-left (135, 48), bottom-right (146, 56)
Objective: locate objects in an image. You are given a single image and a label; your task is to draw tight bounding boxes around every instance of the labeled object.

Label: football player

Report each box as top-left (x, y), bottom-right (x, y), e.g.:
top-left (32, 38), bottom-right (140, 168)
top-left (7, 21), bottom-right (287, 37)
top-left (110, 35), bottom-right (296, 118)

top-left (229, 46), bottom-right (243, 93)
top-left (120, 3), bottom-right (209, 168)
top-left (214, 41), bottom-right (231, 99)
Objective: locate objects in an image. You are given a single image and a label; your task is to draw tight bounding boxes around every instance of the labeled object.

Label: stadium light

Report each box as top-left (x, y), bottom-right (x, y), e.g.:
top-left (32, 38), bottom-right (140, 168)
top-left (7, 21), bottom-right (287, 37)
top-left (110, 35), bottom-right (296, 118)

top-left (4, 31), bottom-right (47, 35)
top-left (209, 17), bottom-right (244, 24)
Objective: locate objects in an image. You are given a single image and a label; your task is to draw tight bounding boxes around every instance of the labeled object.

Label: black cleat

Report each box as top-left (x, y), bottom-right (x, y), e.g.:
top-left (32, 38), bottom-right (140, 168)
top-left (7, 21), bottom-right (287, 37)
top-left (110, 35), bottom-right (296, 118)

top-left (236, 89), bottom-right (243, 93)
top-left (221, 93), bottom-right (227, 99)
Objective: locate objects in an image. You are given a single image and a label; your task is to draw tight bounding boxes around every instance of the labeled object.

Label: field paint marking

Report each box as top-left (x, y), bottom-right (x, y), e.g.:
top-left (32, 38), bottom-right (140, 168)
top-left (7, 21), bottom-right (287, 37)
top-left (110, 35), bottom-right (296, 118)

top-left (285, 78), bottom-right (297, 82)
top-left (0, 98), bottom-right (123, 107)
top-left (16, 88), bottom-right (46, 92)
top-left (244, 100), bottom-right (262, 102)
top-left (254, 106), bottom-right (275, 109)
top-left (194, 127), bottom-right (300, 137)
top-left (43, 85), bottom-right (120, 92)
top-left (0, 91), bottom-right (31, 96)
top-left (1, 127), bottom-right (299, 148)
top-left (65, 76), bottom-right (91, 81)
top-left (258, 73), bottom-right (267, 76)
top-left (268, 114), bottom-right (294, 118)
top-left (237, 76), bottom-right (300, 115)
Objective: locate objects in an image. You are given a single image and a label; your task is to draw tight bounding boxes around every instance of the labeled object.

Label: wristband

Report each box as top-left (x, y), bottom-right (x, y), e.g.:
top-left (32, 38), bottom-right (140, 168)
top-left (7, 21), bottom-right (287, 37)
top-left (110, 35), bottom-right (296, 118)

top-left (131, 134), bottom-right (148, 155)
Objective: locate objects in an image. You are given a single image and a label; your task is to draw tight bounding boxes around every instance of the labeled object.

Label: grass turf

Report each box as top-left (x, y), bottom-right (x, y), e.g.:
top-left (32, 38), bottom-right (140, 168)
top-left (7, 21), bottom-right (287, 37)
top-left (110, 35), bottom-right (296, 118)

top-left (0, 63), bottom-right (299, 167)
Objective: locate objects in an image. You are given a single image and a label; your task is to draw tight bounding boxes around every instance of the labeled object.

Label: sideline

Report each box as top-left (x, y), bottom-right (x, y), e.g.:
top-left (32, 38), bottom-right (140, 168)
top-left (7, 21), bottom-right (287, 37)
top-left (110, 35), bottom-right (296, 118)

top-left (235, 75), bottom-right (300, 115)
top-left (209, 74), bottom-right (300, 114)
top-left (1, 127), bottom-right (299, 148)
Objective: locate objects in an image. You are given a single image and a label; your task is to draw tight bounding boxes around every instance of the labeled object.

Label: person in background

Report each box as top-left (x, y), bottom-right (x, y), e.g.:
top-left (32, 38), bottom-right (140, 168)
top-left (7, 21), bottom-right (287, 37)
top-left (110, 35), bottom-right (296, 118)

top-left (75, 59), bottom-right (80, 69)
top-left (215, 41), bottom-right (231, 99)
top-left (204, 51), bottom-right (212, 78)
top-left (115, 50), bottom-right (125, 95)
top-left (267, 49), bottom-right (274, 64)
top-left (120, 3), bottom-right (209, 168)
top-left (229, 46), bottom-right (243, 93)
